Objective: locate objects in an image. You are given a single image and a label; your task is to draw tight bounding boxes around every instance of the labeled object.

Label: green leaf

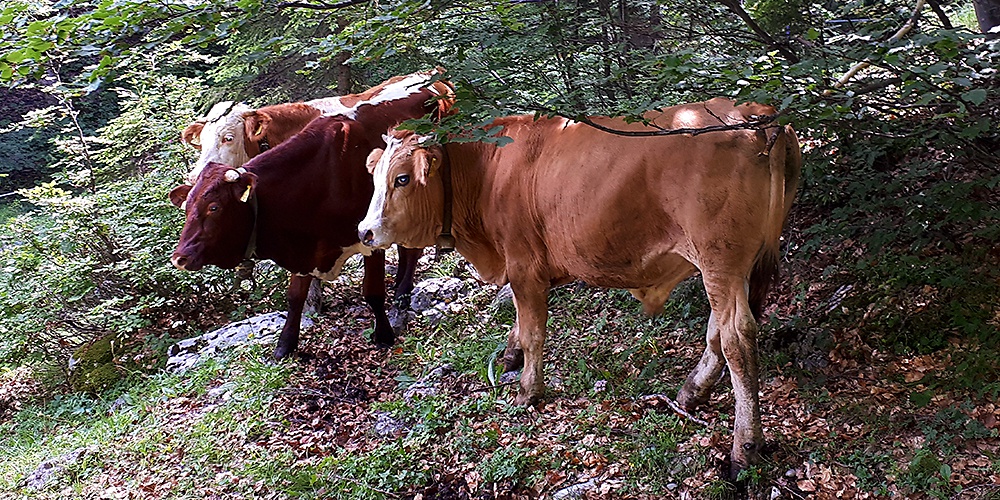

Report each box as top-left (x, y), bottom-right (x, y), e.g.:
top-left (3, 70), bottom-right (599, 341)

top-left (961, 89), bottom-right (987, 105)
top-left (909, 390), bottom-right (932, 407)
top-left (805, 28), bottom-right (820, 41)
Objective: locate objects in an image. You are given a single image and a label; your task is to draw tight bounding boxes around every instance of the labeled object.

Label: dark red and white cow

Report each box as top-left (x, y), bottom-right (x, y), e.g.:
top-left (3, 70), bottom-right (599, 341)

top-left (171, 70), bottom-right (454, 358)
top-left (358, 98), bottom-right (801, 476)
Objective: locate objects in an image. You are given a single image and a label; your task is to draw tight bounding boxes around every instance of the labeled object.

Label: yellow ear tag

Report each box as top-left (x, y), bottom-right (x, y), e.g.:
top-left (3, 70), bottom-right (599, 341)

top-left (254, 124), bottom-right (264, 137)
top-left (240, 185), bottom-right (252, 203)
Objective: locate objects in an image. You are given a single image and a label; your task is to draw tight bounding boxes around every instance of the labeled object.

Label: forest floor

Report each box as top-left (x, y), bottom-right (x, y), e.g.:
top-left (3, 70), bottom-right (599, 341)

top-left (2, 240), bottom-right (1000, 499)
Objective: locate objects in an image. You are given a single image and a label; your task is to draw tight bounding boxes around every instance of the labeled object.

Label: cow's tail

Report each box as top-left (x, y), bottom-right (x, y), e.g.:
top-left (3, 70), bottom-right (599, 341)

top-left (748, 125), bottom-right (802, 321)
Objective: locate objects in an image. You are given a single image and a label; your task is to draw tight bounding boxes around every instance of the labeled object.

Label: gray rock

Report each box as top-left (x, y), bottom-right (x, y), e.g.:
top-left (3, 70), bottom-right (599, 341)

top-left (166, 312), bottom-right (313, 373)
top-left (373, 411), bottom-right (408, 437)
top-left (490, 283), bottom-right (514, 311)
top-left (410, 277), bottom-right (473, 313)
top-left (551, 479), bottom-right (598, 500)
top-left (403, 364), bottom-right (455, 401)
top-left (22, 447), bottom-right (95, 491)
top-left (409, 277), bottom-right (476, 326)
top-left (207, 381), bottom-right (237, 400)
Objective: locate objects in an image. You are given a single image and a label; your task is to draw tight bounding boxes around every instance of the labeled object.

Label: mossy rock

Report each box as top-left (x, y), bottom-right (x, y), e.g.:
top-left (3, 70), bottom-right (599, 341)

top-left (68, 333), bottom-right (124, 393)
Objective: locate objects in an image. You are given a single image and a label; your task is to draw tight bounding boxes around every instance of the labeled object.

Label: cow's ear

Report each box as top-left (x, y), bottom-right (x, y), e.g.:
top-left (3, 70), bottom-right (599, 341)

top-left (232, 171), bottom-right (258, 203)
top-left (243, 111), bottom-right (272, 142)
top-left (366, 149), bottom-right (384, 174)
top-left (413, 149), bottom-right (442, 185)
top-left (181, 123), bottom-right (204, 150)
top-left (169, 184), bottom-right (192, 209)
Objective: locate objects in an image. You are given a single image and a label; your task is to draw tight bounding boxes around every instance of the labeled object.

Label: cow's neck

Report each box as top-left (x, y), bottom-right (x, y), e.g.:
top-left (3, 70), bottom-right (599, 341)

top-left (445, 142), bottom-right (509, 284)
top-left (247, 122), bottom-right (372, 275)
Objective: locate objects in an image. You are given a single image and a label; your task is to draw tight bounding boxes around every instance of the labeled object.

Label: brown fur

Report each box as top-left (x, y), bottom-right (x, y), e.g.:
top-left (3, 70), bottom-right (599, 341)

top-left (361, 98), bottom-right (802, 477)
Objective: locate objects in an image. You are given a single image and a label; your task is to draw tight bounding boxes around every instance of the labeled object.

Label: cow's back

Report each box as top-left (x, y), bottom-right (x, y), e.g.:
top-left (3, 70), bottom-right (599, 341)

top-left (478, 99), bottom-right (781, 288)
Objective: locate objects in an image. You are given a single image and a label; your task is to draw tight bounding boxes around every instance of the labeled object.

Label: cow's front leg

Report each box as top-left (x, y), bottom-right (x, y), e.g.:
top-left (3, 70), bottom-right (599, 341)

top-left (274, 274), bottom-right (313, 359)
top-left (510, 279), bottom-right (550, 405)
top-left (388, 246), bottom-right (422, 331)
top-left (393, 246), bottom-right (422, 304)
top-left (362, 249), bottom-right (395, 348)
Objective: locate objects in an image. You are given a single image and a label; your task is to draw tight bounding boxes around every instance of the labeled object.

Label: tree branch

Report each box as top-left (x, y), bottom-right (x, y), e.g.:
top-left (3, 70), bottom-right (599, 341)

top-left (830, 0), bottom-right (927, 91)
top-left (275, 0), bottom-right (370, 10)
top-left (926, 0), bottom-right (954, 29)
top-left (531, 106), bottom-right (782, 138)
top-left (716, 0), bottom-right (800, 64)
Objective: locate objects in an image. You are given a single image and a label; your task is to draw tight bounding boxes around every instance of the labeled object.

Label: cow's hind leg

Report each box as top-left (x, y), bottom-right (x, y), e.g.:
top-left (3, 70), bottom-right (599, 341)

top-left (676, 310), bottom-right (725, 411)
top-left (502, 324), bottom-right (523, 373)
top-left (511, 278), bottom-right (550, 405)
top-left (363, 250), bottom-right (395, 348)
top-left (702, 274), bottom-right (764, 479)
top-left (274, 275), bottom-right (314, 359)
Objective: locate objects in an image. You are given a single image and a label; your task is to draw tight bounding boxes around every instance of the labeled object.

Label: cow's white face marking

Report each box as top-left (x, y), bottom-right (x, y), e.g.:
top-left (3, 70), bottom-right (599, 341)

top-left (304, 242), bottom-right (372, 281)
top-left (187, 102), bottom-right (253, 183)
top-left (359, 135), bottom-right (404, 248)
top-left (319, 72), bottom-right (434, 120)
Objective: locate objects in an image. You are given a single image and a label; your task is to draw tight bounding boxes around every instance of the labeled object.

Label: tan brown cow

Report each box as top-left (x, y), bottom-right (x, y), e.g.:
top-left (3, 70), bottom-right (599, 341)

top-left (358, 98), bottom-right (801, 476)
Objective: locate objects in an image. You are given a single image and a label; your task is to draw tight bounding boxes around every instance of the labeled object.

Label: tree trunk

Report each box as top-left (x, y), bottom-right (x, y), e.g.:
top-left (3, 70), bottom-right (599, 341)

top-left (335, 19), bottom-right (352, 93)
top-left (975, 0), bottom-right (1000, 39)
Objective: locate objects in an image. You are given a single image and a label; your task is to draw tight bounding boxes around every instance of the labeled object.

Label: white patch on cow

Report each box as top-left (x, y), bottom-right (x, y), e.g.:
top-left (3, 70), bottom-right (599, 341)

top-left (187, 102), bottom-right (254, 183)
top-left (305, 242), bottom-right (372, 281)
top-left (319, 72), bottom-right (434, 120)
top-left (359, 135), bottom-right (404, 248)
top-left (307, 96), bottom-right (356, 120)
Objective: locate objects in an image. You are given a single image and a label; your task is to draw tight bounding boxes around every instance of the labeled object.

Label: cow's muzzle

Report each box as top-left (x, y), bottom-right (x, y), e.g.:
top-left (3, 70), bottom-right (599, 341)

top-left (171, 252), bottom-right (201, 271)
top-left (361, 228), bottom-right (379, 248)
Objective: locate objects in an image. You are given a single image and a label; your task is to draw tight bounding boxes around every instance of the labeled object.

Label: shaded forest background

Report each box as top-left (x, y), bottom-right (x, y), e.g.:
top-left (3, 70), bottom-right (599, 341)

top-left (0, 0), bottom-right (999, 498)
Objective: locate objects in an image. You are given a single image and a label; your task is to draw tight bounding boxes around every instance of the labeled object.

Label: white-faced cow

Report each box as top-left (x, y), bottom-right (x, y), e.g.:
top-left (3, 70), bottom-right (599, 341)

top-left (171, 70), bottom-right (454, 358)
top-left (358, 98), bottom-right (801, 477)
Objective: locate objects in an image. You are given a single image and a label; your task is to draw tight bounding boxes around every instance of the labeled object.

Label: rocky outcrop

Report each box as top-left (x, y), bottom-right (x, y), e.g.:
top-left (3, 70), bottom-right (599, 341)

top-left (166, 312), bottom-right (313, 373)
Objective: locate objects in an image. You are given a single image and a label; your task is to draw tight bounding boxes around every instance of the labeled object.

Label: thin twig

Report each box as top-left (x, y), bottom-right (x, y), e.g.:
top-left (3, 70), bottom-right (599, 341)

top-left (830, 0), bottom-right (927, 91)
top-left (536, 109), bottom-right (781, 139)
top-left (640, 394), bottom-right (712, 427)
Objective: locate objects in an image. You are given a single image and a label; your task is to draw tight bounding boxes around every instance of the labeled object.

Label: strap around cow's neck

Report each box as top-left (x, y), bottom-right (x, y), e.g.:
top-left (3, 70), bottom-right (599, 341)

top-left (244, 186), bottom-right (260, 260)
top-left (258, 136), bottom-right (270, 153)
top-left (435, 143), bottom-right (455, 253)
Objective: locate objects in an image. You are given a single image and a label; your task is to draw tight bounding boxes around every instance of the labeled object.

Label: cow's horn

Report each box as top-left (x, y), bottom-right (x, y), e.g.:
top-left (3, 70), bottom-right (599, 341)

top-left (224, 169), bottom-right (244, 182)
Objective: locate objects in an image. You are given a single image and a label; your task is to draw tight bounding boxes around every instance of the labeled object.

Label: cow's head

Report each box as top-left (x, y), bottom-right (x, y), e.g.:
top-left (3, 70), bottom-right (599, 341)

top-left (180, 101), bottom-right (254, 184)
top-left (359, 131), bottom-right (444, 249)
top-left (170, 162), bottom-right (258, 271)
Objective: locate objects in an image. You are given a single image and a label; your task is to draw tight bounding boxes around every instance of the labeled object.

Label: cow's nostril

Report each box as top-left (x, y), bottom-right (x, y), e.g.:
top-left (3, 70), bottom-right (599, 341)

top-left (172, 255), bottom-right (188, 270)
top-left (361, 229), bottom-right (375, 246)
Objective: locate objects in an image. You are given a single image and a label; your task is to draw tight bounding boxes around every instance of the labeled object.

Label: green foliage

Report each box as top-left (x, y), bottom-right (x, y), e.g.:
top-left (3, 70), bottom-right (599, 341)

top-left (625, 411), bottom-right (687, 490)
top-left (477, 445), bottom-right (532, 485)
top-left (0, 52), bottom-right (287, 381)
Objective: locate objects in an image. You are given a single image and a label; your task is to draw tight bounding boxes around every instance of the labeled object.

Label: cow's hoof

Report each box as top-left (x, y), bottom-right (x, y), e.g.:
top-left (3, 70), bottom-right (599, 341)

top-left (514, 390), bottom-right (541, 406)
top-left (729, 442), bottom-right (763, 481)
top-left (675, 386), bottom-right (710, 412)
top-left (502, 348), bottom-right (524, 373)
top-left (273, 345), bottom-right (292, 360)
top-left (371, 330), bottom-right (396, 349)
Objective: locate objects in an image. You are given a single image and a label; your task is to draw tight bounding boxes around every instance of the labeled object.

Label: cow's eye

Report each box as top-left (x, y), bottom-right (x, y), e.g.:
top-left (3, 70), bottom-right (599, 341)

top-left (394, 174), bottom-right (410, 188)
top-left (224, 134), bottom-right (234, 143)
top-left (208, 203), bottom-right (220, 213)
